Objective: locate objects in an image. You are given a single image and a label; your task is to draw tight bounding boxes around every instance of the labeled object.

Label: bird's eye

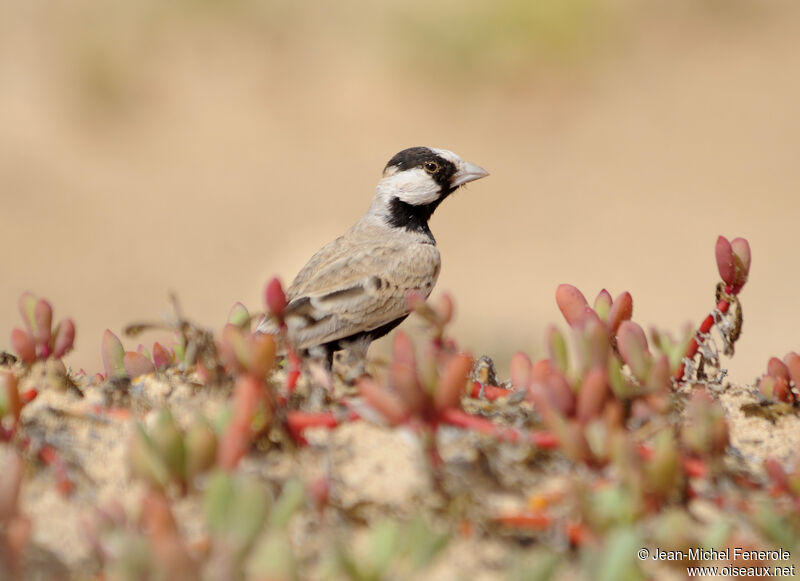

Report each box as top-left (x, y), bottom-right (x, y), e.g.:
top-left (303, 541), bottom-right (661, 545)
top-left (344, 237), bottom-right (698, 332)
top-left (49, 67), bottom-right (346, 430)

top-left (423, 161), bottom-right (439, 174)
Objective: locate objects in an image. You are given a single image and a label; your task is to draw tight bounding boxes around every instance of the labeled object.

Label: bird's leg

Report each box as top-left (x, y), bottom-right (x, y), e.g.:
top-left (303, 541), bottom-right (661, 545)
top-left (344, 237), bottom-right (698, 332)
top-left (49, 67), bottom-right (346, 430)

top-left (333, 337), bottom-right (370, 385)
top-left (324, 346), bottom-right (335, 372)
top-left (304, 344), bottom-right (335, 372)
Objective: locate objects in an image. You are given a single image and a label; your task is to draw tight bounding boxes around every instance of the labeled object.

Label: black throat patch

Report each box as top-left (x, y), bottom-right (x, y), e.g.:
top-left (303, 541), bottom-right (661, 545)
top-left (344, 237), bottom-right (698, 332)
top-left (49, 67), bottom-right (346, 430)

top-left (387, 197), bottom-right (437, 242)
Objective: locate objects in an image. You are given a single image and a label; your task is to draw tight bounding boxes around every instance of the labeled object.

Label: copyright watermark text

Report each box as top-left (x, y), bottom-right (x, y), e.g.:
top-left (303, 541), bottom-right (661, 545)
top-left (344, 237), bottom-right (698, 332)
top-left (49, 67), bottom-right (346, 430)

top-left (637, 547), bottom-right (795, 577)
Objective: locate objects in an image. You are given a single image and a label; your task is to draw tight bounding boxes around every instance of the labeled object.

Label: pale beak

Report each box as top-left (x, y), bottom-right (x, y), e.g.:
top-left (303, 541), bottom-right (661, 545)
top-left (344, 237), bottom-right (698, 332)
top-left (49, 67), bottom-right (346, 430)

top-left (451, 161), bottom-right (489, 188)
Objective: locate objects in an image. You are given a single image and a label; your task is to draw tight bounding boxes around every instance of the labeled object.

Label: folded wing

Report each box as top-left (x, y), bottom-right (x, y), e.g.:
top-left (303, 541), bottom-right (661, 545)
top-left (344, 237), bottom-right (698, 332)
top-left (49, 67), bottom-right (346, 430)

top-left (284, 241), bottom-right (440, 350)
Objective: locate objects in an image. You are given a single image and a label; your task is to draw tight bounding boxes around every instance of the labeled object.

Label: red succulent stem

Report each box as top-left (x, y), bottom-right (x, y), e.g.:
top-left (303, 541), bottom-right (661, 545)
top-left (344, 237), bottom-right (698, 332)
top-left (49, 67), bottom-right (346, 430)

top-left (465, 381), bottom-right (514, 401)
top-left (682, 456), bottom-right (709, 479)
top-left (39, 444), bottom-right (74, 496)
top-left (20, 389), bottom-right (38, 404)
top-left (494, 512), bottom-right (553, 530)
top-left (439, 408), bottom-right (558, 448)
top-left (674, 284), bottom-right (733, 382)
top-left (285, 410), bottom-right (360, 445)
top-left (285, 348), bottom-right (302, 393)
top-left (565, 520), bottom-right (594, 547)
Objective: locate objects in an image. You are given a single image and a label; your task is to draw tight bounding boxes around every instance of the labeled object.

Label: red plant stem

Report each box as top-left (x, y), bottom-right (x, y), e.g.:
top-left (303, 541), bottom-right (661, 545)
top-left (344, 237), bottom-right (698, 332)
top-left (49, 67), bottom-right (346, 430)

top-left (674, 285), bottom-right (733, 382)
top-left (682, 456), bottom-right (709, 479)
top-left (494, 512), bottom-right (552, 530)
top-left (91, 405), bottom-right (134, 421)
top-left (20, 389), bottom-right (38, 404)
top-left (285, 410), bottom-right (360, 445)
top-left (285, 349), bottom-right (302, 393)
top-left (466, 381), bottom-right (513, 401)
top-left (636, 443), bottom-right (653, 461)
top-left (39, 444), bottom-right (74, 496)
top-left (439, 408), bottom-right (558, 449)
top-left (565, 520), bottom-right (593, 547)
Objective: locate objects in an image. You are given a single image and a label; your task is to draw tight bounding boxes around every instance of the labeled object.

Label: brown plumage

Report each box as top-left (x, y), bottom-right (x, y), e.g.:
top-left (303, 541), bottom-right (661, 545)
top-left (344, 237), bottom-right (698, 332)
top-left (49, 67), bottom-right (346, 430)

top-left (261, 146), bottom-right (488, 368)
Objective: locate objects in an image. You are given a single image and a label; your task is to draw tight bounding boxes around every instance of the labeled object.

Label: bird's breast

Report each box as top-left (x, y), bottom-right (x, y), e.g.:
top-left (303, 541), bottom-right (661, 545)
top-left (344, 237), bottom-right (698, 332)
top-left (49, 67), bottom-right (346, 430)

top-left (384, 242), bottom-right (441, 298)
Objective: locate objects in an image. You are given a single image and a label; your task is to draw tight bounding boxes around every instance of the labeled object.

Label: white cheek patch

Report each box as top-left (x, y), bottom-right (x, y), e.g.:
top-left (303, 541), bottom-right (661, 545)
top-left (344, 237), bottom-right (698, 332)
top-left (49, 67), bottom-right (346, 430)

top-left (377, 167), bottom-right (440, 206)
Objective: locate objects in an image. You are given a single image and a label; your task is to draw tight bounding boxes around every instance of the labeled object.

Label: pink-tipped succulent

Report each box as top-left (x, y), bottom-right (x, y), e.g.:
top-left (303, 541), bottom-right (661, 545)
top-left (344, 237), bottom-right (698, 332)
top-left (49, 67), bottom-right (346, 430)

top-left (764, 448), bottom-right (800, 500)
top-left (217, 323), bottom-right (276, 381)
top-left (360, 330), bottom-right (557, 470)
top-left (203, 471), bottom-right (270, 576)
top-left (227, 302), bottom-right (252, 331)
top-left (101, 329), bottom-right (179, 381)
top-left (757, 352), bottom-right (800, 403)
top-left (615, 321), bottom-right (672, 396)
top-left (715, 236), bottom-right (751, 295)
top-left (359, 331), bottom-right (471, 430)
top-left (11, 293), bottom-right (76, 363)
top-left (358, 331), bottom-right (473, 477)
top-left (406, 291), bottom-right (456, 344)
top-left (511, 315), bottom-right (678, 467)
top-left (102, 329), bottom-right (157, 380)
top-left (513, 349), bottom-right (620, 466)
top-left (85, 491), bottom-right (199, 579)
top-left (265, 277), bottom-right (287, 323)
top-left (123, 293), bottom-right (223, 383)
top-left (552, 284), bottom-right (688, 387)
top-left (216, 375), bottom-right (274, 470)
top-left (556, 285), bottom-right (633, 336)
top-left (0, 371), bottom-right (22, 439)
top-left (151, 342), bottom-right (174, 370)
top-left (675, 235), bottom-right (751, 383)
top-left (0, 452), bottom-right (31, 577)
top-left (680, 390), bottom-right (730, 473)
top-left (215, 322), bottom-right (278, 470)
top-left (128, 409), bottom-right (218, 493)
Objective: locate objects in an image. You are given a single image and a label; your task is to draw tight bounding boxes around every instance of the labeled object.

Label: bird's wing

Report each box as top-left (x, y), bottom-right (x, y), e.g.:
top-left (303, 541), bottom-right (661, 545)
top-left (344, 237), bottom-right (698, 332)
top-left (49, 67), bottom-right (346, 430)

top-left (284, 241), bottom-right (440, 350)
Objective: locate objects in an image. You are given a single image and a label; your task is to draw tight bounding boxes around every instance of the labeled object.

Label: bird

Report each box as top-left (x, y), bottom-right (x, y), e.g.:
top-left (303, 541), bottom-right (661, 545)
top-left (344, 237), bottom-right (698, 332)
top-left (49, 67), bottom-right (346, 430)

top-left (262, 146), bottom-right (489, 371)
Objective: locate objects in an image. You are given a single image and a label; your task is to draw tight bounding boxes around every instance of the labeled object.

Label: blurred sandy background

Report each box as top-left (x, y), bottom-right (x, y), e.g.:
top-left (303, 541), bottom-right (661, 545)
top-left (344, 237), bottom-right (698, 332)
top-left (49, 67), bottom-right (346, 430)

top-left (1, 0), bottom-right (798, 385)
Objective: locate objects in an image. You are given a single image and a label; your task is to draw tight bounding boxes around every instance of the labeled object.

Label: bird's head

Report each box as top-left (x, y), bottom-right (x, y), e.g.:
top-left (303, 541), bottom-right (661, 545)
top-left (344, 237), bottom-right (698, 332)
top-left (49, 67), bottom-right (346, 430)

top-left (371, 147), bottom-right (488, 234)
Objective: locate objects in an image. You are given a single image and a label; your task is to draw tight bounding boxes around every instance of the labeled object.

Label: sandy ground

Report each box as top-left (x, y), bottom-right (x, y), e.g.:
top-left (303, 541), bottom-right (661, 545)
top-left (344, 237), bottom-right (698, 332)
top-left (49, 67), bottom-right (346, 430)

top-left (3, 359), bottom-right (799, 579)
top-left (2, 2), bottom-right (800, 388)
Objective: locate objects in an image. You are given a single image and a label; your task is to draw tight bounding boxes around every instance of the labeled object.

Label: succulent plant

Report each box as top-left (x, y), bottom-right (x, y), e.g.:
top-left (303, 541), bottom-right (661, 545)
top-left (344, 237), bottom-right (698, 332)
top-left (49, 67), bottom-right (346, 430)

top-left (204, 471), bottom-right (270, 577)
top-left (405, 291), bottom-right (455, 344)
top-left (0, 370), bottom-right (22, 439)
top-left (102, 329), bottom-right (155, 380)
top-left (715, 236), bottom-right (751, 295)
top-left (680, 390), bottom-right (730, 462)
top-left (85, 490), bottom-right (199, 580)
top-left (227, 301), bottom-right (252, 330)
top-left (123, 293), bottom-right (223, 382)
top-left (265, 277), bottom-right (288, 322)
top-left (0, 452), bottom-right (31, 577)
top-left (101, 326), bottom-right (179, 382)
top-left (675, 235), bottom-right (751, 383)
top-left (128, 409), bottom-right (217, 492)
top-left (216, 374), bottom-right (275, 470)
top-left (217, 323), bottom-right (276, 381)
top-left (214, 325), bottom-right (278, 471)
top-left (330, 516), bottom-right (450, 581)
top-left (555, 285), bottom-right (633, 347)
top-left (247, 479), bottom-right (306, 581)
top-left (757, 352), bottom-right (800, 403)
top-left (582, 526), bottom-right (647, 581)
top-left (12, 238), bottom-right (800, 580)
top-left (358, 330), bottom-right (473, 477)
top-left (359, 331), bottom-right (472, 430)
top-left (10, 292), bottom-right (75, 363)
